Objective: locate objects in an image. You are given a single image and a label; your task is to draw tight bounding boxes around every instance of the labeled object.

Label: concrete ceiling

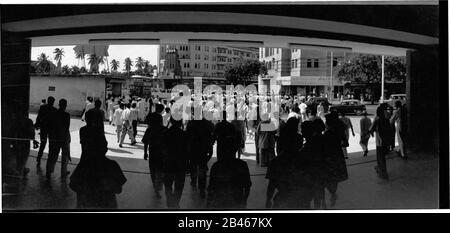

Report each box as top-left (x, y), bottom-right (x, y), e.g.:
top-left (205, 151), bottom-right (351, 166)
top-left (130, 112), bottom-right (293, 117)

top-left (1, 5), bottom-right (440, 57)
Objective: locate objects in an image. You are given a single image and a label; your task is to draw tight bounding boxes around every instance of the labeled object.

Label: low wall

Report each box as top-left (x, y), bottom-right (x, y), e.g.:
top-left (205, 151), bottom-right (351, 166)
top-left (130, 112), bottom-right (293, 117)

top-left (29, 75), bottom-right (106, 116)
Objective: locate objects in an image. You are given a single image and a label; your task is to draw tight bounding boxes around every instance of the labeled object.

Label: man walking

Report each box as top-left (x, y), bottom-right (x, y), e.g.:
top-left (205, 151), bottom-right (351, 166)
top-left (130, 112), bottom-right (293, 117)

top-left (162, 118), bottom-right (188, 208)
top-left (46, 99), bottom-right (71, 179)
top-left (130, 102), bottom-right (139, 139)
top-left (119, 103), bottom-right (136, 147)
top-left (391, 101), bottom-right (407, 159)
top-left (359, 111), bottom-right (372, 156)
top-left (35, 96), bottom-right (57, 166)
top-left (113, 103), bottom-right (124, 143)
top-left (339, 112), bottom-right (355, 159)
top-left (81, 96), bottom-right (94, 121)
top-left (143, 103), bottom-right (166, 198)
top-left (186, 108), bottom-right (215, 198)
top-left (88, 99), bottom-right (105, 131)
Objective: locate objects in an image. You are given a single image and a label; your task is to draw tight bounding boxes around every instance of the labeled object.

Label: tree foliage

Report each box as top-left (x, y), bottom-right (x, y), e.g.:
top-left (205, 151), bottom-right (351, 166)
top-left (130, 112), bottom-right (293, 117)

top-left (53, 48), bottom-right (65, 72)
top-left (110, 59), bottom-right (120, 72)
top-left (337, 54), bottom-right (406, 85)
top-left (71, 66), bottom-right (81, 75)
top-left (35, 53), bottom-right (55, 74)
top-left (224, 59), bottom-right (268, 85)
top-left (88, 54), bottom-right (106, 73)
top-left (124, 57), bottom-right (133, 77)
top-left (61, 65), bottom-right (70, 75)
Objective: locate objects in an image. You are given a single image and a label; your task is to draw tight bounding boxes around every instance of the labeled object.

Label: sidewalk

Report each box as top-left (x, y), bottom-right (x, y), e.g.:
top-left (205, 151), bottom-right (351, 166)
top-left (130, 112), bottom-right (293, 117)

top-left (3, 148), bottom-right (438, 210)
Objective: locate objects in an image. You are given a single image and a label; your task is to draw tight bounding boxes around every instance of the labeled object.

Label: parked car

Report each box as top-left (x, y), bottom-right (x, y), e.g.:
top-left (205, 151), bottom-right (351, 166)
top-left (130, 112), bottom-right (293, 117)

top-left (384, 94), bottom-right (407, 107)
top-left (305, 97), bottom-right (331, 113)
top-left (329, 99), bottom-right (366, 115)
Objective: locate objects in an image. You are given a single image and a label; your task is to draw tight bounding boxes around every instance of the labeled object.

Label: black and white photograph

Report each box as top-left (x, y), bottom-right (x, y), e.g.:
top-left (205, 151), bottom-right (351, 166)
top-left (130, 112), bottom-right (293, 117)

top-left (0, 0), bottom-right (446, 217)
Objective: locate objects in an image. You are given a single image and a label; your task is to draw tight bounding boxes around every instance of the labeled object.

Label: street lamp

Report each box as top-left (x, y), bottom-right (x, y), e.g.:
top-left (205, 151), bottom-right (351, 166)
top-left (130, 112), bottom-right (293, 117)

top-left (330, 50), bottom-right (333, 101)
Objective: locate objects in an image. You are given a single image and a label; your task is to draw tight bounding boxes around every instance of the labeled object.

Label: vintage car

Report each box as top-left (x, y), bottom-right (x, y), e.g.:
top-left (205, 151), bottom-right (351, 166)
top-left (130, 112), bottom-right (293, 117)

top-left (384, 94), bottom-right (407, 107)
top-left (329, 99), bottom-right (367, 115)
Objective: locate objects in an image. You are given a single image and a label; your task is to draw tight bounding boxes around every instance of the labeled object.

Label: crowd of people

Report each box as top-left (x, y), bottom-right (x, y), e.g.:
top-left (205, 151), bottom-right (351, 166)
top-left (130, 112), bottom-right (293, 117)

top-left (10, 89), bottom-right (407, 209)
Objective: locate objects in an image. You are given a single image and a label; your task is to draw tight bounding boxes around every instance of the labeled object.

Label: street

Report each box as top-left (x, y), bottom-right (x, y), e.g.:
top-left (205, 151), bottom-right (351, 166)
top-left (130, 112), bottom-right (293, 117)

top-left (28, 103), bottom-right (383, 168)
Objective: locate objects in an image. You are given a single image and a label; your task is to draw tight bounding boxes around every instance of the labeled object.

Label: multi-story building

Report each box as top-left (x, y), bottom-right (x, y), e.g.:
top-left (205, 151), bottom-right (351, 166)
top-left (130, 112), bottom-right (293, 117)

top-left (158, 44), bottom-right (259, 88)
top-left (259, 48), bottom-right (346, 99)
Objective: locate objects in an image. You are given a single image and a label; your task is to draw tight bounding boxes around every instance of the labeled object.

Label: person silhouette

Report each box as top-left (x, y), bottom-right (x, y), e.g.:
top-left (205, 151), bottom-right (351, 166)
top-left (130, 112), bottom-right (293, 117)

top-left (265, 117), bottom-right (304, 209)
top-left (369, 104), bottom-right (392, 180)
top-left (161, 117), bottom-right (188, 208)
top-left (142, 104), bottom-right (166, 198)
top-left (255, 113), bottom-right (277, 167)
top-left (46, 98), bottom-right (71, 179)
top-left (186, 107), bottom-right (215, 198)
top-left (86, 99), bottom-right (105, 132)
top-left (322, 111), bottom-right (349, 207)
top-left (11, 100), bottom-right (39, 178)
top-left (69, 110), bottom-right (127, 209)
top-left (360, 111), bottom-right (372, 157)
top-left (35, 96), bottom-right (57, 166)
top-left (207, 122), bottom-right (252, 209)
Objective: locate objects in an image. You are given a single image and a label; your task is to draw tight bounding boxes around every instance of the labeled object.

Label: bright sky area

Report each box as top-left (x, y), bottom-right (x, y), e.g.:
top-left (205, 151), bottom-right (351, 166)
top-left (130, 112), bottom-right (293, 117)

top-left (31, 45), bottom-right (159, 71)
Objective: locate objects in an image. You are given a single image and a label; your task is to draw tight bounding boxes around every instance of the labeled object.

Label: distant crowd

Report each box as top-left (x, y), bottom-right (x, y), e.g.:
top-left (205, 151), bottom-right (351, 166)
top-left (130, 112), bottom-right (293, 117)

top-left (10, 89), bottom-right (407, 209)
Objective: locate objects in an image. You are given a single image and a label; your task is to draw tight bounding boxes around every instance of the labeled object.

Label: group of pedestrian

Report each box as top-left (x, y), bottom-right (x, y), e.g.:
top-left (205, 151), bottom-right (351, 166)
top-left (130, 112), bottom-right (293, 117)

top-left (35, 96), bottom-right (71, 179)
top-left (16, 90), bottom-right (408, 210)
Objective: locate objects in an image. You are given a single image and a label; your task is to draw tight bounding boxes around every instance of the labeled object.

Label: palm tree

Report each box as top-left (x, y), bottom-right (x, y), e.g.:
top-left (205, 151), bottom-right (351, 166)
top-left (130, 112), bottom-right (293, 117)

top-left (36, 53), bottom-right (51, 73)
top-left (124, 57), bottom-right (132, 78)
top-left (75, 48), bottom-right (86, 68)
top-left (53, 48), bottom-right (65, 73)
top-left (98, 55), bottom-right (106, 72)
top-left (110, 59), bottom-right (120, 72)
top-left (143, 60), bottom-right (150, 76)
top-left (135, 57), bottom-right (145, 75)
top-left (88, 54), bottom-right (100, 73)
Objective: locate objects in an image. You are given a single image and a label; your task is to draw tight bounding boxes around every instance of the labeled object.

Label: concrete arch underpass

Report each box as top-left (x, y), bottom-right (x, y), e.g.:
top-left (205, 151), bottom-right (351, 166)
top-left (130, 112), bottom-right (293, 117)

top-left (1, 3), bottom-right (443, 210)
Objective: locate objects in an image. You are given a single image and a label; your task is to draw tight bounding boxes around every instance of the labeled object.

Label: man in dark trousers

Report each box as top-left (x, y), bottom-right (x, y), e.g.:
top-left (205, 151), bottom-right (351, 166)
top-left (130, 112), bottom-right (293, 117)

top-left (186, 107), bottom-right (215, 198)
top-left (86, 99), bottom-right (105, 132)
top-left (143, 103), bottom-right (166, 198)
top-left (161, 117), bottom-right (188, 208)
top-left (46, 98), bottom-right (71, 179)
top-left (35, 96), bottom-right (57, 166)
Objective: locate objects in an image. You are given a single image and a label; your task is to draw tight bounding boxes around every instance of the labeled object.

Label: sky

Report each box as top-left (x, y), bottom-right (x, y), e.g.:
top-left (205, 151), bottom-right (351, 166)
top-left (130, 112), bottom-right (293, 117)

top-left (31, 45), bottom-right (159, 71)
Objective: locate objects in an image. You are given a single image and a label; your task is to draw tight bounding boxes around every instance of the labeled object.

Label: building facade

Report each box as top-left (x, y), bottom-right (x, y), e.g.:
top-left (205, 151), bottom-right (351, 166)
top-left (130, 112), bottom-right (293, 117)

top-left (259, 48), bottom-right (346, 98)
top-left (158, 44), bottom-right (260, 88)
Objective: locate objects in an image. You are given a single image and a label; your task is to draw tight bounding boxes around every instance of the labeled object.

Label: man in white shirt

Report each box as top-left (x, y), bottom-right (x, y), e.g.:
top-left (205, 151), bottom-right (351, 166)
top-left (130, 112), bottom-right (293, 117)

top-left (130, 102), bottom-right (139, 139)
top-left (113, 103), bottom-right (124, 143)
top-left (107, 97), bottom-right (114, 125)
top-left (81, 97), bottom-right (94, 121)
top-left (299, 99), bottom-right (308, 121)
top-left (137, 98), bottom-right (146, 123)
top-left (119, 103), bottom-right (136, 147)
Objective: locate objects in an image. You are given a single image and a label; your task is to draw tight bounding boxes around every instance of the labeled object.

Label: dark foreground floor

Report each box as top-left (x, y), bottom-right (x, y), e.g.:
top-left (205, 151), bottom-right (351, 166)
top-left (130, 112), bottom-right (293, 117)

top-left (2, 150), bottom-right (438, 211)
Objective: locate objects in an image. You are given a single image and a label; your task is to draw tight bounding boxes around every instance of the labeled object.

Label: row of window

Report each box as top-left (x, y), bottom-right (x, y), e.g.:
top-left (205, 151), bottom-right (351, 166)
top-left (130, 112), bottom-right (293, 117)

top-left (191, 45), bottom-right (256, 58)
top-left (182, 62), bottom-right (219, 70)
top-left (263, 48), bottom-right (281, 57)
top-left (306, 59), bottom-right (319, 68)
top-left (181, 71), bottom-right (223, 77)
top-left (192, 54), bottom-right (242, 62)
top-left (285, 57), bottom-right (340, 69)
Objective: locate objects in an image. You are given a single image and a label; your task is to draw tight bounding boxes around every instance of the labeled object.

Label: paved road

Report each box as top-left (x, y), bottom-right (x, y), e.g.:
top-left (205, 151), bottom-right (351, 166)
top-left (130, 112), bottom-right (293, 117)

top-left (28, 103), bottom-right (389, 166)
